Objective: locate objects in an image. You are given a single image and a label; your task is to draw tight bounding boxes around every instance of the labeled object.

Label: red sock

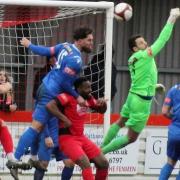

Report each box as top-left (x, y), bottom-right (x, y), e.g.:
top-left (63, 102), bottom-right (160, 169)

top-left (0, 126), bottom-right (13, 153)
top-left (95, 169), bottom-right (108, 180)
top-left (82, 167), bottom-right (94, 180)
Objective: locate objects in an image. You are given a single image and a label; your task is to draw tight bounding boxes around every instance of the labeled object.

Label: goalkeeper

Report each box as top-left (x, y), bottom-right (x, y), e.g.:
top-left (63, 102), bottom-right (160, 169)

top-left (102, 8), bottom-right (180, 154)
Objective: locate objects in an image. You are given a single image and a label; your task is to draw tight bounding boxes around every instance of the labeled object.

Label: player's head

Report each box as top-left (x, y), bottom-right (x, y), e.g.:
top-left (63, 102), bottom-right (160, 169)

top-left (74, 77), bottom-right (92, 99)
top-left (0, 69), bottom-right (11, 84)
top-left (128, 34), bottom-right (148, 52)
top-left (73, 27), bottom-right (93, 53)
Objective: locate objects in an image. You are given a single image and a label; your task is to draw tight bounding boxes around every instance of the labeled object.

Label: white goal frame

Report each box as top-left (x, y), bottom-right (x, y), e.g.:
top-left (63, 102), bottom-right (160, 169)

top-left (0, 0), bottom-right (114, 134)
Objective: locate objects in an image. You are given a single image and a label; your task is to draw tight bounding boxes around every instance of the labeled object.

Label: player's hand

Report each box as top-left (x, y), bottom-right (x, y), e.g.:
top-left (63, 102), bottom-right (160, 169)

top-left (96, 98), bottom-right (108, 106)
top-left (167, 8), bottom-right (180, 24)
top-left (45, 137), bottom-right (54, 148)
top-left (20, 37), bottom-right (31, 48)
top-left (170, 8), bottom-right (180, 18)
top-left (77, 95), bottom-right (86, 106)
top-left (9, 104), bottom-right (17, 112)
top-left (155, 83), bottom-right (166, 95)
top-left (63, 119), bottom-right (72, 128)
top-left (96, 98), bottom-right (108, 114)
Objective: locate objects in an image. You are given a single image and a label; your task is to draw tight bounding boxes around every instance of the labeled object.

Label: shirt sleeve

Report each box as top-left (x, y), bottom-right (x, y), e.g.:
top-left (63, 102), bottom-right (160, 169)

top-left (87, 96), bottom-right (97, 109)
top-left (56, 93), bottom-right (70, 106)
top-left (60, 58), bottom-right (82, 98)
top-left (141, 23), bottom-right (174, 58)
top-left (29, 43), bottom-right (63, 57)
top-left (163, 87), bottom-right (174, 107)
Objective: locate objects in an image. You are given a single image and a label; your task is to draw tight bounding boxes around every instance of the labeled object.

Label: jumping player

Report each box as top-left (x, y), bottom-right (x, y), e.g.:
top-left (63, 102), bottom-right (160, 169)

top-left (46, 77), bottom-right (109, 180)
top-left (30, 56), bottom-right (74, 180)
top-left (7, 27), bottom-right (94, 168)
top-left (101, 8), bottom-right (180, 154)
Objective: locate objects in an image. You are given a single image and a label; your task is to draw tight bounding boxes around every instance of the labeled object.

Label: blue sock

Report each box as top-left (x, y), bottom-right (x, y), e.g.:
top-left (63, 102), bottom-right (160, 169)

top-left (15, 127), bottom-right (39, 160)
top-left (159, 163), bottom-right (174, 180)
top-left (31, 136), bottom-right (39, 156)
top-left (61, 166), bottom-right (74, 180)
top-left (176, 171), bottom-right (180, 180)
top-left (34, 169), bottom-right (45, 180)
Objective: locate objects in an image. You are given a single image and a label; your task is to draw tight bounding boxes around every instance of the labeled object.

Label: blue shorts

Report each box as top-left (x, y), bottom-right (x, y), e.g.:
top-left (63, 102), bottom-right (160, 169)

top-left (33, 83), bottom-right (55, 125)
top-left (167, 131), bottom-right (180, 161)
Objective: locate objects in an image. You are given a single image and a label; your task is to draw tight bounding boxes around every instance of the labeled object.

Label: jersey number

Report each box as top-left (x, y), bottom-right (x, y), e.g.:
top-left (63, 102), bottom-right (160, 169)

top-left (56, 49), bottom-right (68, 69)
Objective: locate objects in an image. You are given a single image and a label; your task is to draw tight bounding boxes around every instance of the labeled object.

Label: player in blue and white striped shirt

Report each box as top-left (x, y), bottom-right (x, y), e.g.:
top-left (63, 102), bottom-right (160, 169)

top-left (7, 27), bottom-right (94, 172)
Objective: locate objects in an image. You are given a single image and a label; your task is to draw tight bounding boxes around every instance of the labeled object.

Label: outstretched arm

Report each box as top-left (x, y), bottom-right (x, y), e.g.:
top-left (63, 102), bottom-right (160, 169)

top-left (143, 8), bottom-right (180, 58)
top-left (20, 37), bottom-right (54, 56)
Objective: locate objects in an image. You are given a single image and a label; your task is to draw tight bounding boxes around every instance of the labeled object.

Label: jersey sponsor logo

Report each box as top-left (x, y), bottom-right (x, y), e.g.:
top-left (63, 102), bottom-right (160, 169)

top-left (64, 67), bottom-right (76, 75)
top-left (56, 49), bottom-right (68, 69)
top-left (164, 97), bottom-right (171, 103)
top-left (147, 47), bottom-right (153, 56)
top-left (128, 58), bottom-right (138, 65)
top-left (63, 43), bottom-right (72, 54)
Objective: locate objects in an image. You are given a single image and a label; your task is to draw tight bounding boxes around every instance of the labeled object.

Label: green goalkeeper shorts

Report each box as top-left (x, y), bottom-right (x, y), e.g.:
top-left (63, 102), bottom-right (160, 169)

top-left (120, 92), bottom-right (152, 133)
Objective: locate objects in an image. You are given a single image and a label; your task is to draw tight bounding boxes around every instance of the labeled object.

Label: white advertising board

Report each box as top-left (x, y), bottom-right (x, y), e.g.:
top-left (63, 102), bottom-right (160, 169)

top-left (144, 128), bottom-right (180, 174)
top-left (0, 124), bottom-right (139, 175)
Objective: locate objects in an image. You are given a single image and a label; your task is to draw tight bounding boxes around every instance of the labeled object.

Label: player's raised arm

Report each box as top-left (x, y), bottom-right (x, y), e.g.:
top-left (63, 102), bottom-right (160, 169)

top-left (147, 8), bottom-right (180, 57)
top-left (20, 37), bottom-right (54, 57)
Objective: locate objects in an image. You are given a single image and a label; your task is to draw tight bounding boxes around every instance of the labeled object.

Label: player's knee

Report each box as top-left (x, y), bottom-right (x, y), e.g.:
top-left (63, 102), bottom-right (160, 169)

top-left (128, 136), bottom-right (137, 143)
top-left (76, 155), bottom-right (91, 169)
top-left (116, 117), bottom-right (127, 127)
top-left (99, 158), bottom-right (109, 169)
top-left (95, 155), bottom-right (109, 169)
top-left (31, 120), bottom-right (43, 132)
top-left (63, 159), bottom-right (75, 168)
top-left (39, 160), bottom-right (49, 169)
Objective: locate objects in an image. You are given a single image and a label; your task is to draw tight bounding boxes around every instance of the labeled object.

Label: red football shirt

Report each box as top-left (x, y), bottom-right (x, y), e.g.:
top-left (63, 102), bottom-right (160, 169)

top-left (57, 93), bottom-right (97, 136)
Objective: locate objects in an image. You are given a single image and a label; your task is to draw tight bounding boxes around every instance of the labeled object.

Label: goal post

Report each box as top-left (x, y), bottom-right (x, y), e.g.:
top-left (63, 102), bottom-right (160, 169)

top-left (0, 0), bottom-right (115, 176)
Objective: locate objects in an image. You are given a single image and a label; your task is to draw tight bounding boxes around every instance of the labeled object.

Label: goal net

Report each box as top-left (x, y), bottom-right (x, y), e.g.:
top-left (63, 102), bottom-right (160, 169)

top-left (0, 0), bottom-right (114, 176)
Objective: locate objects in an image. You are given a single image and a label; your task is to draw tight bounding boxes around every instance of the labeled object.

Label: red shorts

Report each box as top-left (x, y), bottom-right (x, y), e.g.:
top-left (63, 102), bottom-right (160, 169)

top-left (59, 135), bottom-right (101, 162)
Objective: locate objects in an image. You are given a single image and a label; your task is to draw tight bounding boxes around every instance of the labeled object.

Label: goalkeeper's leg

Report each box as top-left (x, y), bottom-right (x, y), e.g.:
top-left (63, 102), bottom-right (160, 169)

top-left (102, 127), bottom-right (139, 154)
top-left (101, 117), bottom-right (128, 147)
top-left (102, 98), bottom-right (130, 148)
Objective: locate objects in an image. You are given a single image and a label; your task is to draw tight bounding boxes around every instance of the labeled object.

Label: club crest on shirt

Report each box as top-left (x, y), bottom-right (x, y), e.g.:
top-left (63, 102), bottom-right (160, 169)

top-left (63, 43), bottom-right (73, 54)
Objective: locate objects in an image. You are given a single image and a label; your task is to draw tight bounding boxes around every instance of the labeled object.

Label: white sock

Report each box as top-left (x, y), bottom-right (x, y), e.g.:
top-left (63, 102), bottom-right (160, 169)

top-left (31, 155), bottom-right (38, 161)
top-left (7, 153), bottom-right (15, 161)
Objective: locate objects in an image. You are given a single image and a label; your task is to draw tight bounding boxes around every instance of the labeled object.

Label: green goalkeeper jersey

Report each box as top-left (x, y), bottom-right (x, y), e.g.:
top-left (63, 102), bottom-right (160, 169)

top-left (128, 23), bottom-right (174, 96)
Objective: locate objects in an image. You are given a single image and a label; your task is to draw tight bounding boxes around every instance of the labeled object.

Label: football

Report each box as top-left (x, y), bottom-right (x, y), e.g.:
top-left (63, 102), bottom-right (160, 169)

top-left (114, 2), bottom-right (133, 21)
